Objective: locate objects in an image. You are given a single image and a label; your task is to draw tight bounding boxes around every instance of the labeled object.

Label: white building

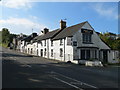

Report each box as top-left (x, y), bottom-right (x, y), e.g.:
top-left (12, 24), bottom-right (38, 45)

top-left (23, 20), bottom-right (119, 64)
top-left (21, 33), bottom-right (37, 54)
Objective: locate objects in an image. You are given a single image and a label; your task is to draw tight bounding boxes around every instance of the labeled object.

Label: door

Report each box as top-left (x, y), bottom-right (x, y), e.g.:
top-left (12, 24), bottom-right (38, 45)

top-left (103, 50), bottom-right (108, 63)
top-left (41, 49), bottom-right (43, 57)
top-left (81, 50), bottom-right (85, 59)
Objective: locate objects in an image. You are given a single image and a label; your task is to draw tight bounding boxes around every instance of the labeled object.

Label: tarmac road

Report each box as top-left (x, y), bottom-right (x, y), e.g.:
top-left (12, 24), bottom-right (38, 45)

top-left (2, 47), bottom-right (119, 89)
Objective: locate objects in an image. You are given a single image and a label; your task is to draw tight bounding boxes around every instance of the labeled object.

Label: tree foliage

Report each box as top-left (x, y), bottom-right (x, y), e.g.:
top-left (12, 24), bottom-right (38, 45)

top-left (0, 28), bottom-right (17, 47)
top-left (99, 32), bottom-right (120, 51)
top-left (2, 28), bottom-right (10, 43)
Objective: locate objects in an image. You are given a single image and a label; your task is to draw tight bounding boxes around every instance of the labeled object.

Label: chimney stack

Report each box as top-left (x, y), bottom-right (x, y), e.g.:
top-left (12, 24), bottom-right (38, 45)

top-left (32, 33), bottom-right (37, 37)
top-left (43, 28), bottom-right (49, 34)
top-left (60, 20), bottom-right (66, 30)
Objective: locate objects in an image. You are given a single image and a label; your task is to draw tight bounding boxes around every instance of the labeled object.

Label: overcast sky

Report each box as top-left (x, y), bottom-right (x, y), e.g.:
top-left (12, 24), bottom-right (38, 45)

top-left (0, 0), bottom-right (119, 35)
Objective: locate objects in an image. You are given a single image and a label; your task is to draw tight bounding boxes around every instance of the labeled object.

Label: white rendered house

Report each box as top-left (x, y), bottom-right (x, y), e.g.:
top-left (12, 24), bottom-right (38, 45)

top-left (24, 20), bottom-right (119, 64)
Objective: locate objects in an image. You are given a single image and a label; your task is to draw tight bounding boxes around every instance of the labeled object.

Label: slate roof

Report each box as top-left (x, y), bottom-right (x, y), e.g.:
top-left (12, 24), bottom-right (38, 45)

top-left (32, 35), bottom-right (41, 43)
top-left (52, 21), bottom-right (87, 40)
top-left (36, 29), bottom-right (60, 41)
top-left (21, 33), bottom-right (37, 42)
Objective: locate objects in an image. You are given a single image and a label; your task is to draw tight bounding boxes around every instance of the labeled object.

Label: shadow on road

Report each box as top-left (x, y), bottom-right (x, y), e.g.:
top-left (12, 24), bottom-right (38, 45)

top-left (2, 59), bottom-right (74, 88)
top-left (2, 52), bottom-right (33, 58)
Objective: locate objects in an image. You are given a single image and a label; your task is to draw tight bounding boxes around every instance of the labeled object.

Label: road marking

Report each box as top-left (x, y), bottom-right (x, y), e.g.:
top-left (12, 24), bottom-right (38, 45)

top-left (53, 77), bottom-right (83, 90)
top-left (50, 71), bottom-right (97, 89)
top-left (20, 64), bottom-right (31, 67)
top-left (28, 78), bottom-right (41, 82)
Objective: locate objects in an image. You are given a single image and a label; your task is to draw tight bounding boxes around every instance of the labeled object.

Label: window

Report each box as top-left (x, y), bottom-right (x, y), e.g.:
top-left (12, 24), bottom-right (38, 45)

top-left (91, 50), bottom-right (97, 59)
top-left (51, 40), bottom-right (53, 46)
top-left (28, 48), bottom-right (29, 53)
top-left (37, 43), bottom-right (38, 48)
top-left (67, 37), bottom-right (72, 45)
top-left (44, 48), bottom-right (46, 56)
top-left (60, 39), bottom-right (63, 45)
top-left (51, 49), bottom-right (53, 57)
top-left (86, 50), bottom-right (90, 59)
top-left (60, 48), bottom-right (63, 57)
top-left (73, 41), bottom-right (77, 46)
top-left (81, 49), bottom-right (97, 60)
top-left (81, 50), bottom-right (85, 59)
top-left (41, 42), bottom-right (43, 46)
top-left (44, 40), bottom-right (46, 46)
top-left (31, 48), bottom-right (33, 54)
top-left (37, 49), bottom-right (38, 55)
top-left (83, 34), bottom-right (92, 43)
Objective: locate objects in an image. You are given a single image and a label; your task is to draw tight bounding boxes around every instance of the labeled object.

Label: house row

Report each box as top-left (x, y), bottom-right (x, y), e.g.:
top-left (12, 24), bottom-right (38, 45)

top-left (15, 20), bottom-right (119, 64)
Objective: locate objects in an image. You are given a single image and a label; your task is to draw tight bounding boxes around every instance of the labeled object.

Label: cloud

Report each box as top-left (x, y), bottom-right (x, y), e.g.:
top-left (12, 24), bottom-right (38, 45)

top-left (0, 17), bottom-right (47, 34)
top-left (0, 0), bottom-right (32, 9)
top-left (92, 3), bottom-right (118, 20)
top-left (29, 15), bottom-right (38, 20)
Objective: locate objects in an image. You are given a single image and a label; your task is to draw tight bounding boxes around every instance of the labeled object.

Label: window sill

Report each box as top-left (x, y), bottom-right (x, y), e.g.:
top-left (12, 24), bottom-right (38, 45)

top-left (82, 42), bottom-right (93, 44)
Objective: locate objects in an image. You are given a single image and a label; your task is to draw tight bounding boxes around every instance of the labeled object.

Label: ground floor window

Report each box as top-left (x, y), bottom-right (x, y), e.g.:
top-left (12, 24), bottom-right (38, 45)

top-left (28, 48), bottom-right (29, 53)
top-left (44, 48), bottom-right (46, 56)
top-left (31, 48), bottom-right (33, 54)
top-left (60, 48), bottom-right (63, 57)
top-left (37, 49), bottom-right (38, 55)
top-left (80, 49), bottom-right (97, 60)
top-left (51, 49), bottom-right (53, 57)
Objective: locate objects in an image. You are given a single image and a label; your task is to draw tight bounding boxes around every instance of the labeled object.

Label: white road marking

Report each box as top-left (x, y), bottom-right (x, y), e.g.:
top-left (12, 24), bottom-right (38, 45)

top-left (50, 71), bottom-right (97, 89)
top-left (20, 64), bottom-right (31, 67)
top-left (28, 78), bottom-right (41, 82)
top-left (53, 77), bottom-right (83, 90)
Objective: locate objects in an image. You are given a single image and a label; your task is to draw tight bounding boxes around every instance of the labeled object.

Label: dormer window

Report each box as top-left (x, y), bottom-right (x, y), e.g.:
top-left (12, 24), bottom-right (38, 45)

top-left (83, 33), bottom-right (92, 43)
top-left (81, 29), bottom-right (93, 44)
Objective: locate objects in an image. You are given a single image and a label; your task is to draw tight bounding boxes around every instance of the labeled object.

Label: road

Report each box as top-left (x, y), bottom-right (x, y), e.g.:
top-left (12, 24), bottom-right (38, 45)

top-left (2, 47), bottom-right (119, 89)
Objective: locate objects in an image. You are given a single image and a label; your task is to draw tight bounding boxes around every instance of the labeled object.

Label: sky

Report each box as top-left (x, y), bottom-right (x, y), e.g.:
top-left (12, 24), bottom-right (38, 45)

top-left (0, 0), bottom-right (119, 35)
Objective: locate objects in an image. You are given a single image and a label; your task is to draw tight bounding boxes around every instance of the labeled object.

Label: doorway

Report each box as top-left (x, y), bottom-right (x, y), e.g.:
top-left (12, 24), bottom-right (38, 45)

top-left (41, 49), bottom-right (43, 57)
top-left (103, 50), bottom-right (108, 63)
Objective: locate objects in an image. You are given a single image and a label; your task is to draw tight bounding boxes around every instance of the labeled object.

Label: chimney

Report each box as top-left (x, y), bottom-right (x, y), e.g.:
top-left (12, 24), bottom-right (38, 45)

top-left (43, 28), bottom-right (49, 34)
top-left (60, 20), bottom-right (66, 30)
top-left (32, 33), bottom-right (37, 37)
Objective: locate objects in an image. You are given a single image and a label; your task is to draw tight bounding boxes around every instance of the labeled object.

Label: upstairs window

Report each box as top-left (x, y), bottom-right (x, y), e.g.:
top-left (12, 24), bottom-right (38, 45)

top-left (73, 41), bottom-right (77, 46)
top-left (41, 42), bottom-right (43, 46)
top-left (67, 37), bottom-right (72, 45)
top-left (60, 39), bottom-right (63, 45)
top-left (44, 40), bottom-right (46, 46)
top-left (83, 34), bottom-right (92, 43)
top-left (51, 40), bottom-right (53, 46)
top-left (81, 29), bottom-right (93, 44)
top-left (37, 43), bottom-right (38, 48)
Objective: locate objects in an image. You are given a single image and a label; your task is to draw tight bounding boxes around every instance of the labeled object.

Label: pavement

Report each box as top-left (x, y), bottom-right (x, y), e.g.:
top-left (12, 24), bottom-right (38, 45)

top-left (2, 47), bottom-right (120, 89)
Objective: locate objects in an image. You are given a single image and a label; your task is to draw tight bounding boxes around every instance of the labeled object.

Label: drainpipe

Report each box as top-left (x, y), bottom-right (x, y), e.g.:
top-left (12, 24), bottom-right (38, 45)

top-left (64, 38), bottom-right (65, 61)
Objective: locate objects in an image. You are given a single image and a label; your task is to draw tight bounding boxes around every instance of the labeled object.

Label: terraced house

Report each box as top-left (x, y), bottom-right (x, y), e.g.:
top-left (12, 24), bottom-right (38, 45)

top-left (20, 20), bottom-right (119, 64)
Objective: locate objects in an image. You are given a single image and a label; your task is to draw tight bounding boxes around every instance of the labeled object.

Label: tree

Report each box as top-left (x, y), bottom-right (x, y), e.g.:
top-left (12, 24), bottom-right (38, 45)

top-left (2, 28), bottom-right (10, 44)
top-left (99, 32), bottom-right (120, 51)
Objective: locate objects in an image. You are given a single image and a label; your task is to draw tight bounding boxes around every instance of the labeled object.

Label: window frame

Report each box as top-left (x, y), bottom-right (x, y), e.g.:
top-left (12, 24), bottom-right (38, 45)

top-left (51, 49), bottom-right (53, 57)
top-left (60, 48), bottom-right (63, 57)
top-left (60, 39), bottom-right (63, 45)
top-left (51, 40), bottom-right (53, 46)
top-left (44, 48), bottom-right (46, 56)
top-left (82, 33), bottom-right (92, 43)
